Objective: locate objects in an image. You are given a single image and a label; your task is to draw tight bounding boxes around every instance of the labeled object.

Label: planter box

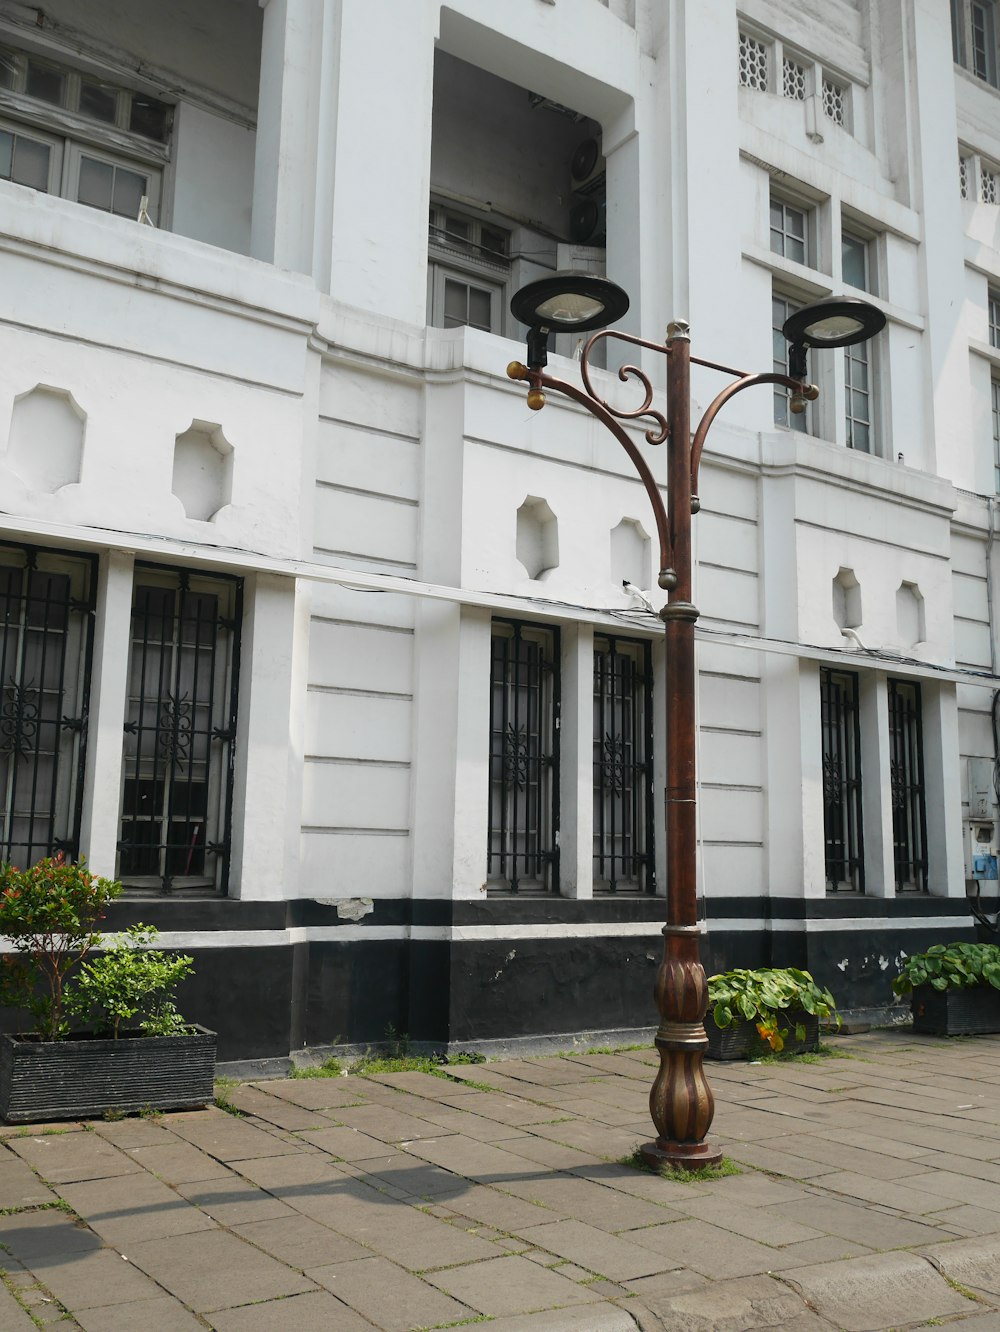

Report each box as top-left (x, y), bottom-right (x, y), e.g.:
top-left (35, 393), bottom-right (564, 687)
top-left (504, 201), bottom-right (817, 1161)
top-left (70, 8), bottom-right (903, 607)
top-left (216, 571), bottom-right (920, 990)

top-left (705, 1011), bottom-right (820, 1061)
top-left (0, 1026), bottom-right (216, 1123)
top-left (911, 985), bottom-right (1000, 1037)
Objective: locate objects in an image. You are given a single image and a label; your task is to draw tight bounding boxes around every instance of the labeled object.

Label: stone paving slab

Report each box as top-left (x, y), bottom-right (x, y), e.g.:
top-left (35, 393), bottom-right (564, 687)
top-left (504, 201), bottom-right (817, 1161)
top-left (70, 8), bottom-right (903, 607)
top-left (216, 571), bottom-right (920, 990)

top-left (308, 1253), bottom-right (475, 1329)
top-left (8, 1130), bottom-right (142, 1184)
top-left (122, 1228), bottom-right (318, 1312)
top-left (0, 1280), bottom-right (39, 1331)
top-left (422, 1251), bottom-right (608, 1317)
top-left (206, 1289), bottom-right (379, 1330)
top-left (920, 1234), bottom-right (1000, 1300)
top-left (782, 1251), bottom-right (980, 1330)
top-left (118, 1139), bottom-right (233, 1185)
top-left (0, 1155), bottom-right (56, 1208)
top-left (74, 1295), bottom-right (206, 1331)
top-left (35, 1246), bottom-right (163, 1311)
top-left (57, 1171), bottom-right (217, 1244)
top-left (231, 1211), bottom-right (370, 1266)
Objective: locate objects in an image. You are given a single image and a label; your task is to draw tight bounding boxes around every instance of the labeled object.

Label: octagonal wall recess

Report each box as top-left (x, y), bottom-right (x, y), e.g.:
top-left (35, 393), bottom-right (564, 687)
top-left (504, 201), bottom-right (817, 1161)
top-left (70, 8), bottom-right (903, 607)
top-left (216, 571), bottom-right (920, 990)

top-left (173, 420), bottom-right (234, 521)
top-left (516, 495), bottom-right (559, 580)
top-left (896, 580), bottom-right (925, 647)
top-left (7, 385), bottom-right (85, 494)
top-left (832, 567), bottom-right (862, 631)
top-left (611, 517), bottom-right (651, 592)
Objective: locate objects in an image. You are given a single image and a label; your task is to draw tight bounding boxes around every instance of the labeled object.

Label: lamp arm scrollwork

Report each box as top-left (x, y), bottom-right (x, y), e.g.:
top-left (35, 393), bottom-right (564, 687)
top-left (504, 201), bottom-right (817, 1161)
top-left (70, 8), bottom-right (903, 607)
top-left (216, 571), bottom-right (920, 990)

top-left (690, 371), bottom-right (812, 497)
top-left (526, 366), bottom-right (672, 576)
top-left (579, 329), bottom-right (670, 445)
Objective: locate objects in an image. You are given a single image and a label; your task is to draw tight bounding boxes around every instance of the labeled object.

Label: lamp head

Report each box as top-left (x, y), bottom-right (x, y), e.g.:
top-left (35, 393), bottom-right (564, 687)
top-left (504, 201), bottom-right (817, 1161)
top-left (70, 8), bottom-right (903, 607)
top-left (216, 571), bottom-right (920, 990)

top-left (511, 272), bottom-right (630, 336)
top-left (782, 295), bottom-right (886, 351)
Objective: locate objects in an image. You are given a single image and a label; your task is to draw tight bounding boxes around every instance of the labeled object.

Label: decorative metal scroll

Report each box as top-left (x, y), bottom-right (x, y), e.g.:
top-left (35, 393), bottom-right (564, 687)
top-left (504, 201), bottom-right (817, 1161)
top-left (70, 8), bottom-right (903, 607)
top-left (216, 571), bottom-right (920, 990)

top-left (579, 329), bottom-right (670, 445)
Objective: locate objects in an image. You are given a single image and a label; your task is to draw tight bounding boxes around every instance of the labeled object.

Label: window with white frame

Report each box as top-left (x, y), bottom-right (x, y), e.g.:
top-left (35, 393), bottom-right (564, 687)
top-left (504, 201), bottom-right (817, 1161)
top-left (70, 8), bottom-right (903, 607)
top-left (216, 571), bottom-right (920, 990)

top-left (990, 288), bottom-right (1000, 347)
top-left (427, 202), bottom-right (511, 336)
top-left (772, 290), bottom-right (810, 432)
top-left (952, 0), bottom-right (1000, 87)
top-left (0, 542), bottom-right (95, 870)
top-left (738, 28), bottom-right (853, 132)
top-left (842, 227), bottom-right (876, 296)
top-left (769, 192), bottom-right (810, 265)
top-left (993, 377), bottom-right (1000, 492)
top-left (0, 42), bottom-right (170, 222)
top-left (844, 338), bottom-right (874, 453)
top-left (118, 565), bottom-right (241, 895)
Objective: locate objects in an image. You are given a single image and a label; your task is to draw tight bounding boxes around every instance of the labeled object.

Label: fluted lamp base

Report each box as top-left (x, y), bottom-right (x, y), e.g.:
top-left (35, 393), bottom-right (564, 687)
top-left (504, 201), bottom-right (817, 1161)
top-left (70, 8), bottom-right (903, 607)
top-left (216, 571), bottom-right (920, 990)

top-left (639, 1138), bottom-right (723, 1171)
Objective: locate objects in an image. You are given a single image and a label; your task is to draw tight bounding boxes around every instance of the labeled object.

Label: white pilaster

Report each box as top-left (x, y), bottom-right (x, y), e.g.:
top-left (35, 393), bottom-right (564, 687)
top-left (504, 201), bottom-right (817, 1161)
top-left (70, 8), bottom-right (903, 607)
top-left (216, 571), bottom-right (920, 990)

top-left (78, 550), bottom-right (133, 878)
top-left (560, 623), bottom-right (593, 897)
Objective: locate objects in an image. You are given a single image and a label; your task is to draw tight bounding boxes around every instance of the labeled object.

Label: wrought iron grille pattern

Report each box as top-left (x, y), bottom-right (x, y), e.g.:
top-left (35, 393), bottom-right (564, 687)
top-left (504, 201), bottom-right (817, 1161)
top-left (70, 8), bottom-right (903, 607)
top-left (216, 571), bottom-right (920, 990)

top-left (888, 678), bottom-right (928, 893)
top-left (0, 544), bottom-right (94, 867)
top-left (820, 668), bottom-right (864, 893)
top-left (118, 565), bottom-right (241, 894)
top-left (593, 636), bottom-right (654, 893)
top-left (488, 620), bottom-right (559, 893)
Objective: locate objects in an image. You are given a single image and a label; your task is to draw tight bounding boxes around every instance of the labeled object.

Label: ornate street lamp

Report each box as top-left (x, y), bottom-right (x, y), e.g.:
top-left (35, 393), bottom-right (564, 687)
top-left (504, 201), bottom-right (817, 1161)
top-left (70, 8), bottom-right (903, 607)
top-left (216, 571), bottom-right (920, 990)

top-left (507, 273), bottom-right (885, 1169)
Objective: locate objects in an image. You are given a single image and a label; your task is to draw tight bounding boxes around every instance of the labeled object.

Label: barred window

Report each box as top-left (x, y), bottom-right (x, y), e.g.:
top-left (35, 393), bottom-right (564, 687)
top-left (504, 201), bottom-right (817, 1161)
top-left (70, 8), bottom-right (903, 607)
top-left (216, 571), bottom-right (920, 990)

top-left (821, 669), bottom-right (864, 893)
top-left (0, 543), bottom-right (94, 868)
top-left (593, 637), bottom-right (654, 893)
top-left (488, 620), bottom-right (559, 893)
top-left (888, 679), bottom-right (928, 893)
top-left (118, 565), bottom-right (241, 894)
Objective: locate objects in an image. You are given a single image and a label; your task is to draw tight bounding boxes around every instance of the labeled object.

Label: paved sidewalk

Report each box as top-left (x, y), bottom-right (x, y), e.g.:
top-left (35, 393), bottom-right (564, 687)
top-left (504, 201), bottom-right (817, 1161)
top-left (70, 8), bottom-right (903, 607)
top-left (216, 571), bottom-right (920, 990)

top-left (2, 1031), bottom-right (1000, 1331)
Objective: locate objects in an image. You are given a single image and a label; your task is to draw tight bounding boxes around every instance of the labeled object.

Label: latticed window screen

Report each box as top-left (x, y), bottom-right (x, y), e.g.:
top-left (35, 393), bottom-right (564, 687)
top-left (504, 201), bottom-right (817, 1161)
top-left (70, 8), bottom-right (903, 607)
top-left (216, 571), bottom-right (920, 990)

top-left (738, 32), bottom-right (768, 91)
top-left (960, 154), bottom-right (970, 199)
top-left (118, 565), bottom-right (241, 894)
top-left (487, 620), bottom-right (559, 893)
top-left (983, 164), bottom-right (1000, 204)
top-left (888, 679), bottom-right (928, 893)
top-left (822, 77), bottom-right (846, 126)
top-left (593, 637), bottom-right (654, 894)
top-left (782, 56), bottom-right (806, 99)
top-left (0, 544), bottom-right (94, 868)
top-left (820, 669), bottom-right (864, 894)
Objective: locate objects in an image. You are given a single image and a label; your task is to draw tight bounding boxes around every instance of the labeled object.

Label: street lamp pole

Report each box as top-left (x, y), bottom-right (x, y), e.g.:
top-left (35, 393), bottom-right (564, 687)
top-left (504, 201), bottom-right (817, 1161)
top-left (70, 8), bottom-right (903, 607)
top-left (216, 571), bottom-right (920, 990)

top-left (506, 276), bottom-right (884, 1169)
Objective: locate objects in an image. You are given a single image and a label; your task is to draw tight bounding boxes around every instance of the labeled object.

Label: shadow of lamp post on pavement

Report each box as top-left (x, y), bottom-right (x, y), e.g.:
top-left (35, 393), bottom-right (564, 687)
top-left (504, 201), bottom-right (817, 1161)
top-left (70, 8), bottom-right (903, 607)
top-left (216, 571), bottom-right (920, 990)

top-left (506, 273), bottom-right (885, 1170)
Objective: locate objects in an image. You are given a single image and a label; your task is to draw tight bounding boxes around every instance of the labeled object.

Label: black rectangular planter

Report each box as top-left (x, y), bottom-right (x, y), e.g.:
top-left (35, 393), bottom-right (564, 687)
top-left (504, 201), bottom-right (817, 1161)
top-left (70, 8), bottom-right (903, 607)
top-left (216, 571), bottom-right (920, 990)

top-left (705, 1011), bottom-right (820, 1061)
top-left (911, 985), bottom-right (1000, 1036)
top-left (0, 1025), bottom-right (216, 1123)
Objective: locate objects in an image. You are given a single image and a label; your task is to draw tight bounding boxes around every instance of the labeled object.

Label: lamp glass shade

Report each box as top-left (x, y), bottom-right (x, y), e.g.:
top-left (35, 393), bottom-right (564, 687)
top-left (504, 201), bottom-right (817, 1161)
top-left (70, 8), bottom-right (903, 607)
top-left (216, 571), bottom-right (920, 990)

top-left (510, 272), bottom-right (630, 334)
top-left (801, 314), bottom-right (866, 341)
top-left (534, 291), bottom-right (607, 325)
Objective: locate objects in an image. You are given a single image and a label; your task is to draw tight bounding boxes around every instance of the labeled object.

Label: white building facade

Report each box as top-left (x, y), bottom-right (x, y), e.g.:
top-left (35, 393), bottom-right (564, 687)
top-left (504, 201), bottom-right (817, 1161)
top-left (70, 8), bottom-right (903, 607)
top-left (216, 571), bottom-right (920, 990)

top-left (0, 0), bottom-right (997, 1062)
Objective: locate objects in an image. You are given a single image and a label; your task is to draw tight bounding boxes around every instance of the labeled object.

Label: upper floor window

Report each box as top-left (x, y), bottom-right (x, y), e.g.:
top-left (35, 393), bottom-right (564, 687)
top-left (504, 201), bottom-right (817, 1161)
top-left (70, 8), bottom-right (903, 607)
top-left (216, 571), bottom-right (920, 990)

top-left (0, 42), bottom-right (170, 222)
top-left (772, 290), bottom-right (810, 433)
top-left (992, 377), bottom-right (1000, 492)
top-left (428, 202), bottom-right (510, 336)
top-left (770, 193), bottom-right (810, 265)
top-left (989, 288), bottom-right (1000, 346)
top-left (960, 148), bottom-right (1000, 202)
top-left (953, 0), bottom-right (1000, 86)
top-left (842, 228), bottom-right (876, 295)
top-left (845, 339), bottom-right (874, 453)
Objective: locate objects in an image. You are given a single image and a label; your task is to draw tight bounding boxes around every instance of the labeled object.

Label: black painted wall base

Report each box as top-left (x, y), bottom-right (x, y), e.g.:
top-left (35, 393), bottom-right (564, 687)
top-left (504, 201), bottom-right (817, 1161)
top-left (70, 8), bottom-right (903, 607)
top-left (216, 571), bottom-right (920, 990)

top-left (0, 893), bottom-right (983, 1062)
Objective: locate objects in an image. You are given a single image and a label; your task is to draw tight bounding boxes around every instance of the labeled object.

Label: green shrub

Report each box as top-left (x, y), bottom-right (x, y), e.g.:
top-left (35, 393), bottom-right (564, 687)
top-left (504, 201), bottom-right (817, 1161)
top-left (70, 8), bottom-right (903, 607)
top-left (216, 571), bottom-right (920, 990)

top-left (65, 924), bottom-right (194, 1038)
top-left (892, 942), bottom-right (1000, 996)
top-left (708, 967), bottom-right (839, 1052)
top-left (0, 855), bottom-right (121, 1040)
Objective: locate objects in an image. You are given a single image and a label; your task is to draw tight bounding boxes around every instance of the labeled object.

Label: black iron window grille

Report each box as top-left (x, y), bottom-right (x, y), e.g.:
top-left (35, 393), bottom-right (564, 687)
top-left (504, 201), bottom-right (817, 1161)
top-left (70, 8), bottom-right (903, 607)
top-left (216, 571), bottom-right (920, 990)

top-left (593, 636), bottom-right (654, 893)
top-left (888, 678), bottom-right (928, 893)
top-left (488, 619), bottom-right (559, 893)
top-left (820, 667), bottom-right (864, 893)
top-left (0, 543), bottom-right (94, 868)
top-left (118, 565), bottom-right (241, 895)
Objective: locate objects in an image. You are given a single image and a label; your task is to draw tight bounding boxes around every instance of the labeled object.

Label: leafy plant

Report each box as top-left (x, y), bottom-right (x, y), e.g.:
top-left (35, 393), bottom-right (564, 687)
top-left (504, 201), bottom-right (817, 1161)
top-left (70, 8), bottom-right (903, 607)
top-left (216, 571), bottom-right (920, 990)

top-left (892, 942), bottom-right (1000, 995)
top-left (708, 967), bottom-right (838, 1053)
top-left (0, 855), bottom-right (121, 1040)
top-left (64, 924), bottom-right (194, 1038)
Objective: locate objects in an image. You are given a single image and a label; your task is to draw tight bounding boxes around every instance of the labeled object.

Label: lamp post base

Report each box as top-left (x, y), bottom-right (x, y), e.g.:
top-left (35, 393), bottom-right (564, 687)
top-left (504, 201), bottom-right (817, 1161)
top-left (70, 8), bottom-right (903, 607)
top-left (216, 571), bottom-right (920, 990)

top-left (639, 1138), bottom-right (723, 1171)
